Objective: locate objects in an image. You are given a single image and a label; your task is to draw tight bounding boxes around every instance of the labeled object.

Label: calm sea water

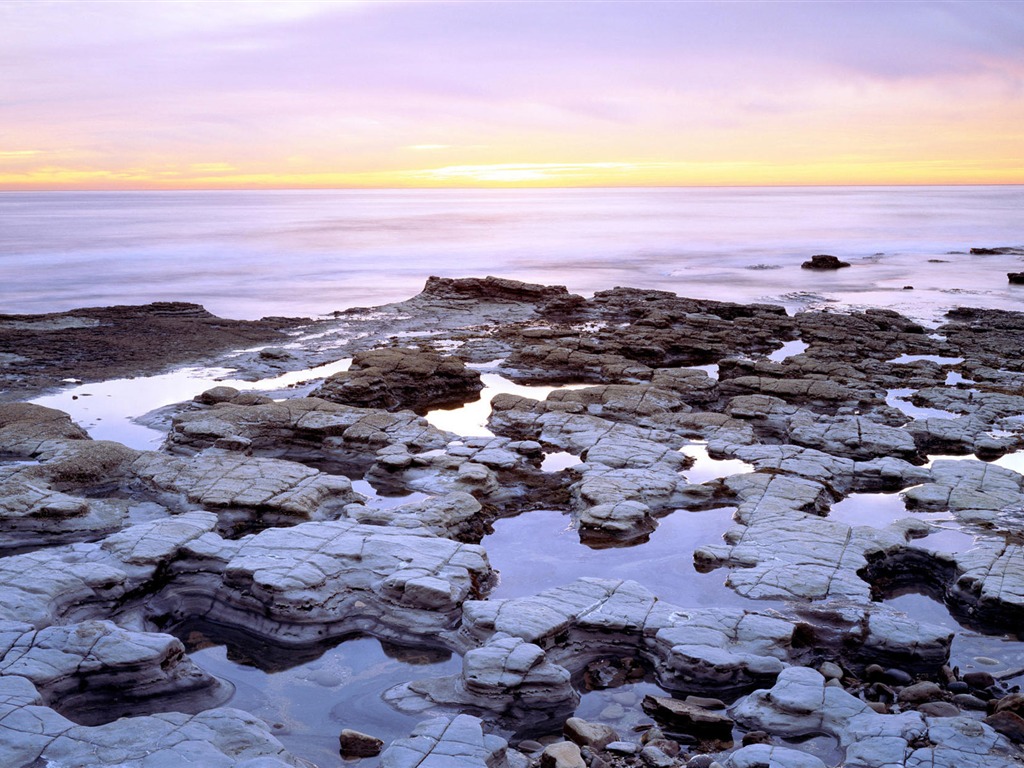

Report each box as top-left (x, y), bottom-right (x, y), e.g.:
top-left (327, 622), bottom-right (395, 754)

top-left (2, 186), bottom-right (1022, 322)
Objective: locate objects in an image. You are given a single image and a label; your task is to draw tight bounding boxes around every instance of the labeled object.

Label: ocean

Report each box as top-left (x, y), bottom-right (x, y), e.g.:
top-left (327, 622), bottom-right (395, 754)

top-left (2, 186), bottom-right (1022, 323)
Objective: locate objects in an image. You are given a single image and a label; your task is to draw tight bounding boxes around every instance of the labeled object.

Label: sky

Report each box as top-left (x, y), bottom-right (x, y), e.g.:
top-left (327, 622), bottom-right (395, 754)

top-left (1, 0), bottom-right (1022, 189)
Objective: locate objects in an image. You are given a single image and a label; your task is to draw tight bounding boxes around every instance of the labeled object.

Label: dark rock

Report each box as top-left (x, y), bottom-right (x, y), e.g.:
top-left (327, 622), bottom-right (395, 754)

top-left (313, 347), bottom-right (483, 414)
top-left (953, 693), bottom-right (989, 710)
top-left (947, 681), bottom-right (970, 694)
top-left (963, 671), bottom-right (996, 690)
top-left (896, 681), bottom-right (943, 704)
top-left (918, 701), bottom-right (960, 717)
top-left (985, 711), bottom-right (1024, 743)
top-left (1008, 273), bottom-right (1024, 285)
top-left (641, 695), bottom-right (734, 740)
top-left (339, 728), bottom-right (384, 757)
top-left (801, 254), bottom-right (851, 270)
top-left (883, 668), bottom-right (913, 686)
top-left (993, 692), bottom-right (1024, 718)
top-left (971, 247), bottom-right (1024, 255)
top-left (741, 730), bottom-right (772, 746)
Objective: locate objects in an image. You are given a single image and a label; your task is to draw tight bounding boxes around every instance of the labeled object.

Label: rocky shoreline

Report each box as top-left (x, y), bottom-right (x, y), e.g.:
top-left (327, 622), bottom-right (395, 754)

top-left (2, 276), bottom-right (1024, 768)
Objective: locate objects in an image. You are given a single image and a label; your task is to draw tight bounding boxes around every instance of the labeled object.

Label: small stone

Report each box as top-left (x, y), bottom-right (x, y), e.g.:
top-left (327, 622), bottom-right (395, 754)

top-left (964, 671), bottom-right (996, 690)
top-left (517, 740), bottom-right (544, 753)
top-left (866, 701), bottom-right (889, 714)
top-left (686, 758), bottom-right (718, 768)
top-left (600, 703), bottom-right (625, 720)
top-left (947, 681), bottom-right (970, 694)
top-left (865, 664), bottom-right (885, 681)
top-left (985, 711), bottom-right (1024, 743)
top-left (606, 741), bottom-right (640, 755)
top-left (339, 728), bottom-right (384, 758)
top-left (918, 701), bottom-right (960, 717)
top-left (541, 741), bottom-right (586, 768)
top-left (818, 661), bottom-right (844, 681)
top-left (741, 730), bottom-right (771, 746)
top-left (952, 693), bottom-right (988, 710)
top-left (897, 681), bottom-right (943, 704)
top-left (883, 668), bottom-right (913, 686)
top-left (640, 745), bottom-right (677, 768)
top-left (564, 717), bottom-right (619, 750)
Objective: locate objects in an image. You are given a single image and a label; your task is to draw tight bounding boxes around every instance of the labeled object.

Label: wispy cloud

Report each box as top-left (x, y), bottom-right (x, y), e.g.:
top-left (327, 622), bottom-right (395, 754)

top-left (0, 1), bottom-right (1021, 188)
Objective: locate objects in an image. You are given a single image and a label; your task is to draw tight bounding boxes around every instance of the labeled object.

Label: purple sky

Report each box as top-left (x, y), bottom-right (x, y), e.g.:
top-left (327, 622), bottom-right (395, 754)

top-left (1, 0), bottom-right (1021, 188)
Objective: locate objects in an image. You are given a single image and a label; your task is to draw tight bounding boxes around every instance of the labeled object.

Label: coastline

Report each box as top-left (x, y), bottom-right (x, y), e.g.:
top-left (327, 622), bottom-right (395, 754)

top-left (1, 276), bottom-right (1024, 767)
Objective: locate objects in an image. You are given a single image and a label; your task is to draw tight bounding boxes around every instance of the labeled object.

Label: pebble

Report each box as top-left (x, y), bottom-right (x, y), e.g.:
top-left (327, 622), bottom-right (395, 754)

top-left (606, 741), bottom-right (640, 755)
top-left (818, 661), bottom-right (843, 680)
top-left (600, 703), bottom-right (626, 720)
top-left (640, 745), bottom-right (677, 768)
top-left (918, 701), bottom-right (960, 717)
top-left (964, 671), bottom-right (996, 689)
top-left (884, 668), bottom-right (914, 686)
top-left (952, 693), bottom-right (988, 710)
top-left (897, 681), bottom-right (943, 704)
top-left (947, 681), bottom-right (970, 694)
top-left (741, 730), bottom-right (771, 746)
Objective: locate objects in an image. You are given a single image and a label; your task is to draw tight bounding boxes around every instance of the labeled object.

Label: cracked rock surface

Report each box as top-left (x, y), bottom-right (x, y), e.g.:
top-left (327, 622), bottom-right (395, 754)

top-left (2, 278), bottom-right (1024, 767)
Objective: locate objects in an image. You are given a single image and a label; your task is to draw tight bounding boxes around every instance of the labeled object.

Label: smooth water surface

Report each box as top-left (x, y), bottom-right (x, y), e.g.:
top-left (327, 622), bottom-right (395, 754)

top-left (3, 187), bottom-right (1023, 322)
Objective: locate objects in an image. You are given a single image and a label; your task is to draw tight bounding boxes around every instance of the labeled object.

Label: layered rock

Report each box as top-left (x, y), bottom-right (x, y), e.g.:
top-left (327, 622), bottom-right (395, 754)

top-left (313, 346), bottom-right (484, 413)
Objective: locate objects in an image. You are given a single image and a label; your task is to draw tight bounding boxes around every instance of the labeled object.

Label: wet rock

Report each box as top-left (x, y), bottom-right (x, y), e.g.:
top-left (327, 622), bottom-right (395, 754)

top-left (313, 347), bottom-right (483, 413)
top-left (641, 695), bottom-right (734, 739)
top-left (733, 666), bottom-right (1020, 767)
top-left (151, 518), bottom-right (493, 647)
top-left (0, 675), bottom-right (301, 768)
top-left (919, 701), bottom-right (961, 717)
top-left (963, 671), bottom-right (996, 690)
top-left (339, 728), bottom-right (384, 757)
top-left (801, 254), bottom-right (850, 270)
top-left (0, 402), bottom-right (90, 455)
top-left (725, 744), bottom-right (826, 768)
top-left (985, 711), bottom-right (1024, 743)
top-left (131, 448), bottom-right (360, 530)
top-left (385, 634), bottom-right (576, 731)
top-left (563, 717), bottom-right (619, 749)
top-left (639, 744), bottom-right (678, 767)
top-left (0, 619), bottom-right (221, 720)
top-left (381, 713), bottom-right (514, 768)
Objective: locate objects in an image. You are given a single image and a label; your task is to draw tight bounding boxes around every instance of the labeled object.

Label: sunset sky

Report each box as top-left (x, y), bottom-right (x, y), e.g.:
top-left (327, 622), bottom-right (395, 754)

top-left (1, 0), bottom-right (1022, 189)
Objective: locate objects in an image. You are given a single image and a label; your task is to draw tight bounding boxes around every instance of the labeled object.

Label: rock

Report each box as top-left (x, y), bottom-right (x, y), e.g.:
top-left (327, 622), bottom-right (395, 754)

top-left (339, 728), bottom-right (384, 757)
top-left (1008, 272), bottom-right (1024, 285)
top-left (984, 711), bottom-right (1024, 743)
top-left (818, 661), bottom-right (843, 681)
top-left (639, 745), bottom-right (678, 767)
top-left (919, 701), bottom-right (961, 717)
top-left (732, 667), bottom-right (1021, 767)
top-left (641, 695), bottom-right (734, 739)
top-left (540, 740), bottom-right (586, 768)
top-left (897, 680), bottom-right (943, 704)
top-left (563, 717), bottom-right (619, 749)
top-left (0, 676), bottom-right (301, 768)
top-left (607, 741), bottom-right (640, 754)
top-left (963, 671), bottom-right (996, 690)
top-left (953, 693), bottom-right (988, 710)
top-left (800, 254), bottom-right (850, 270)
top-left (313, 347), bottom-right (483, 414)
top-left (725, 744), bottom-right (827, 768)
top-left (381, 714), bottom-right (512, 768)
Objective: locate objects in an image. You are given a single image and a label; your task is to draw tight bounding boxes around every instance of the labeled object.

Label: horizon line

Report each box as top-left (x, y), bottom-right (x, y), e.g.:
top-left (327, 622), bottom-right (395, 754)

top-left (2, 181), bottom-right (1022, 193)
